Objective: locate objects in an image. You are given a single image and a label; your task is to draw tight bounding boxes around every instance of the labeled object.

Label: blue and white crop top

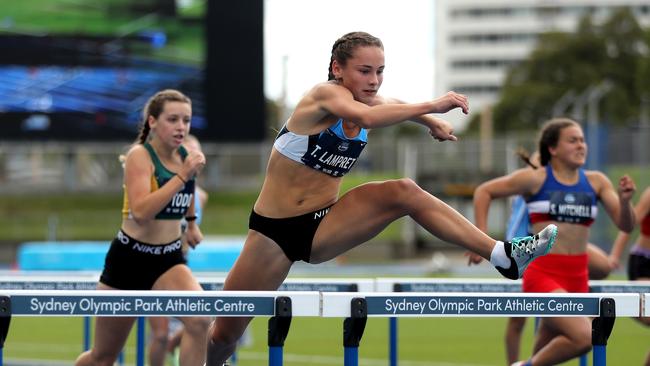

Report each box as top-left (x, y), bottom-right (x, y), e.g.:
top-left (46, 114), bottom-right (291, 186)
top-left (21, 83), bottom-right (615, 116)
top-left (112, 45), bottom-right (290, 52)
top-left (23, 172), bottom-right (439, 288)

top-left (273, 119), bottom-right (368, 177)
top-left (526, 165), bottom-right (598, 226)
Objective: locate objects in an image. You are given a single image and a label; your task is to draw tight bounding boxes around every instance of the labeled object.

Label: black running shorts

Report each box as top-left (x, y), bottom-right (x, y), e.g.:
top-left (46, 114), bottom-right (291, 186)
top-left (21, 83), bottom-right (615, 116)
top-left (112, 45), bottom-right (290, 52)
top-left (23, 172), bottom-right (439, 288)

top-left (100, 230), bottom-right (187, 290)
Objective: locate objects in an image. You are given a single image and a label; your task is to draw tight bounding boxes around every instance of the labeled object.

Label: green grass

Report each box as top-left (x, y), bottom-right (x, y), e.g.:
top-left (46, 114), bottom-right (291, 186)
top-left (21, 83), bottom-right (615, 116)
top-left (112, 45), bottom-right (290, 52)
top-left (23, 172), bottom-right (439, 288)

top-left (4, 315), bottom-right (648, 365)
top-left (607, 164), bottom-right (650, 186)
top-left (0, 191), bottom-right (255, 242)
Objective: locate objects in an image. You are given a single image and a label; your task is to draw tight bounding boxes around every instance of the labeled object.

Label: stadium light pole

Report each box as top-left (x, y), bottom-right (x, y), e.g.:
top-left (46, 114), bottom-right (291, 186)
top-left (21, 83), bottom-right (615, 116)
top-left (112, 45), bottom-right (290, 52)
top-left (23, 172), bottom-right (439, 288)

top-left (586, 81), bottom-right (613, 170)
top-left (571, 87), bottom-right (591, 123)
top-left (552, 89), bottom-right (576, 117)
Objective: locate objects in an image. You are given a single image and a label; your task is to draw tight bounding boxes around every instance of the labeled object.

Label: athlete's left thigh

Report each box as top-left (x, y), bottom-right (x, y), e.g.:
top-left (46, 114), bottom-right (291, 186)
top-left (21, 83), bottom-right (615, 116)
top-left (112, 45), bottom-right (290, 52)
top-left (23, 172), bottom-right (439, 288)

top-left (544, 288), bottom-right (591, 340)
top-left (312, 180), bottom-right (416, 262)
top-left (545, 316), bottom-right (590, 341)
top-left (153, 265), bottom-right (210, 333)
top-left (153, 264), bottom-right (202, 291)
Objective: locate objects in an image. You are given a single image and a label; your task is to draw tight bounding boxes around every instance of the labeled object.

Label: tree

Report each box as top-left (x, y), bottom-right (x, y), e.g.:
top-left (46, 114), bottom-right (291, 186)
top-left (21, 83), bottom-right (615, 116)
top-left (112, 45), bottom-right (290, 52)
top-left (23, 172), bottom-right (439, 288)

top-left (466, 8), bottom-right (648, 133)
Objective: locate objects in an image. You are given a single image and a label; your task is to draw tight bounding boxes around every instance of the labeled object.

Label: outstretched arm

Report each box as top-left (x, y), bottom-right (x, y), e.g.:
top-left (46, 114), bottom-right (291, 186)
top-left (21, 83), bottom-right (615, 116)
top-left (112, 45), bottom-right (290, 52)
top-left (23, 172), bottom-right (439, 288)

top-left (382, 96), bottom-right (458, 141)
top-left (609, 186), bottom-right (650, 268)
top-left (474, 169), bottom-right (540, 231)
top-left (598, 173), bottom-right (636, 233)
top-left (315, 84), bottom-right (468, 129)
top-left (609, 231), bottom-right (630, 270)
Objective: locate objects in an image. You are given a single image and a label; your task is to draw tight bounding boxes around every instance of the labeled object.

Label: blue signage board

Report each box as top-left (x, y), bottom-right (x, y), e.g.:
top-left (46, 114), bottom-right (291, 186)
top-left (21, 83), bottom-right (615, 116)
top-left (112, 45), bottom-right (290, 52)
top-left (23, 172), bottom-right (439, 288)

top-left (365, 296), bottom-right (600, 316)
top-left (10, 295), bottom-right (275, 316)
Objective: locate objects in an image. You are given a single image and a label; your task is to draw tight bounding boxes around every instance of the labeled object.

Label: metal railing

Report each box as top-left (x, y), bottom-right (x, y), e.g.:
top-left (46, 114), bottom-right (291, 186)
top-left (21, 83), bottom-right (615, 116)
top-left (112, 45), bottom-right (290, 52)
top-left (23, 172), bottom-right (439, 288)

top-left (1, 127), bottom-right (648, 194)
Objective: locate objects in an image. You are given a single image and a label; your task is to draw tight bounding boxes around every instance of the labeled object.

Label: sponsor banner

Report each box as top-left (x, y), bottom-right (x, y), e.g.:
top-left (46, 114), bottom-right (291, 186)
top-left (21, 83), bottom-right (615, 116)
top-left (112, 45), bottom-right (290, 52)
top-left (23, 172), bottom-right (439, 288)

top-left (366, 296), bottom-right (599, 316)
top-left (0, 281), bottom-right (97, 290)
top-left (200, 282), bottom-right (356, 292)
top-left (11, 295), bottom-right (274, 316)
top-left (590, 284), bottom-right (650, 293)
top-left (397, 283), bottom-right (521, 293)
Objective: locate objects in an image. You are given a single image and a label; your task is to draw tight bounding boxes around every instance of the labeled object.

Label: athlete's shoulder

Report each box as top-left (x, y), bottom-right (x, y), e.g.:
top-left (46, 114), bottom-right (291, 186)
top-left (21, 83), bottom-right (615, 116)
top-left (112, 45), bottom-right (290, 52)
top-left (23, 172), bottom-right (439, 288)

top-left (582, 170), bottom-right (614, 198)
top-left (584, 170), bottom-right (610, 186)
top-left (510, 166), bottom-right (546, 196)
top-left (125, 144), bottom-right (148, 159)
top-left (124, 144), bottom-right (153, 169)
top-left (511, 166), bottom-right (545, 183)
top-left (310, 81), bottom-right (353, 99)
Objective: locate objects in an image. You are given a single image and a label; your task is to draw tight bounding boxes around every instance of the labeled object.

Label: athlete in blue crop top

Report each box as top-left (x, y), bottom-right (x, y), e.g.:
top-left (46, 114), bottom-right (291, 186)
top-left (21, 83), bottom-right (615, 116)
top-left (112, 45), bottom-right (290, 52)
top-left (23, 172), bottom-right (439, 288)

top-left (501, 152), bottom-right (613, 365)
top-left (206, 31), bottom-right (558, 365)
top-left (76, 90), bottom-right (210, 366)
top-left (473, 118), bottom-right (636, 366)
top-left (274, 118), bottom-right (368, 177)
top-left (526, 165), bottom-right (598, 226)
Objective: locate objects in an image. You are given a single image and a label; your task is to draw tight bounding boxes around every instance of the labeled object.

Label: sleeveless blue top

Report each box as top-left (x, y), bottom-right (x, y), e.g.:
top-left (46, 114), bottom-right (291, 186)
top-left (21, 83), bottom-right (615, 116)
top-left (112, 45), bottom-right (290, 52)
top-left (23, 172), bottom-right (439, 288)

top-left (526, 165), bottom-right (598, 226)
top-left (273, 118), bottom-right (368, 177)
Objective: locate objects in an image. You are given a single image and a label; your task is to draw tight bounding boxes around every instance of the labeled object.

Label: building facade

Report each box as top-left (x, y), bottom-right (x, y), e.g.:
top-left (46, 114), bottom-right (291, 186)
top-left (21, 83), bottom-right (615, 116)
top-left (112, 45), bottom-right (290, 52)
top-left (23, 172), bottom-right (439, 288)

top-left (435, 0), bottom-right (650, 130)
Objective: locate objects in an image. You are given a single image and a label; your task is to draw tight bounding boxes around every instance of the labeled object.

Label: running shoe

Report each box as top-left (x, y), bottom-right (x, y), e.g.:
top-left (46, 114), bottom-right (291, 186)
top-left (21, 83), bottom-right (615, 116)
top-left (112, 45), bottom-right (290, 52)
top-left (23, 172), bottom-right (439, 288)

top-left (497, 224), bottom-right (558, 279)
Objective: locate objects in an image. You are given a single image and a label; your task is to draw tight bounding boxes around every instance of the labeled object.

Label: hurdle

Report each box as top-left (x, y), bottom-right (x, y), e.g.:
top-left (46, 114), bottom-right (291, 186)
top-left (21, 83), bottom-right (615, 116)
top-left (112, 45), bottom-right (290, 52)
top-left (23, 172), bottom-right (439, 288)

top-left (322, 291), bottom-right (640, 366)
top-left (0, 290), bottom-right (320, 366)
top-left (1, 278), bottom-right (646, 365)
top-left (0, 274), bottom-right (373, 366)
top-left (376, 278), bottom-right (650, 366)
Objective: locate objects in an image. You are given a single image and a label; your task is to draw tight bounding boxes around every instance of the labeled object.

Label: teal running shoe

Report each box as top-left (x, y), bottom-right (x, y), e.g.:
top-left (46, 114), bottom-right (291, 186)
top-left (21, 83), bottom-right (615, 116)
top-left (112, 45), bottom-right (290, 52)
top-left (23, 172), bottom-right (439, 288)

top-left (497, 224), bottom-right (558, 279)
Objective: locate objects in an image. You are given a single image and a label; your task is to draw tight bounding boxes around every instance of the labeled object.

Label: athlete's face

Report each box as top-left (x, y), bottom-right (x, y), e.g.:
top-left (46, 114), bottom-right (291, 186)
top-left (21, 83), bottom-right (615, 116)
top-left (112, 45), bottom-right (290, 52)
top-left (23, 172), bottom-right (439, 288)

top-left (149, 101), bottom-right (192, 148)
top-left (335, 46), bottom-right (384, 105)
top-left (550, 125), bottom-right (588, 168)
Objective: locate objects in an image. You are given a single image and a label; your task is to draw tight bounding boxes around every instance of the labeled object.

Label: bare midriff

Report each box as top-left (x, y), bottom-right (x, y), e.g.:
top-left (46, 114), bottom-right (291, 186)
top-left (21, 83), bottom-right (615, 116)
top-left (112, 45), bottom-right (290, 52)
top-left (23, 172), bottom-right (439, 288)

top-left (253, 149), bottom-right (341, 218)
top-left (531, 221), bottom-right (590, 255)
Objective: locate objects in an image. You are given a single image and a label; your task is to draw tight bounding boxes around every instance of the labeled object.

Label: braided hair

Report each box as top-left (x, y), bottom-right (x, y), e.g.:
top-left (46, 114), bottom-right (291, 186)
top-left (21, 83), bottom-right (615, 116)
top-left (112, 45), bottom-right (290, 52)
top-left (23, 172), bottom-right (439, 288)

top-left (328, 32), bottom-right (383, 81)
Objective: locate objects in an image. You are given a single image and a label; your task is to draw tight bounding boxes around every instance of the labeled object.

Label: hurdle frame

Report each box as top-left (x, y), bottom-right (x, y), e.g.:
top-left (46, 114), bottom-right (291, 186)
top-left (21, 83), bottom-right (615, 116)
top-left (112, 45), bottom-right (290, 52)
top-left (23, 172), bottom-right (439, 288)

top-left (0, 275), bottom-right (648, 366)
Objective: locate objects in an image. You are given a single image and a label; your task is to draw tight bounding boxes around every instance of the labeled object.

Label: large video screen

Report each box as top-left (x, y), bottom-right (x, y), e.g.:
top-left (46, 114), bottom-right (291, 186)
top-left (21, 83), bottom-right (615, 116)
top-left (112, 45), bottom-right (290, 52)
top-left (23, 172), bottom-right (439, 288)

top-left (0, 0), bottom-right (206, 141)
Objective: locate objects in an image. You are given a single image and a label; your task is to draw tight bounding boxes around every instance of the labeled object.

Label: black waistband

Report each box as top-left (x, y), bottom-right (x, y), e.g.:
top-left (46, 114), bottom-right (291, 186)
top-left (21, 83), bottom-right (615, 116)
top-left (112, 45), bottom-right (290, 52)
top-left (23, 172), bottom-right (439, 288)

top-left (115, 230), bottom-right (182, 255)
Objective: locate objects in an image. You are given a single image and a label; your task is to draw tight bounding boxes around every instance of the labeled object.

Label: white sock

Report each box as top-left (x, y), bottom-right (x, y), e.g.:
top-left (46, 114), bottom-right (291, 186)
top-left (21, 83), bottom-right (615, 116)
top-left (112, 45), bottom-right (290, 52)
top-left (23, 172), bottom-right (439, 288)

top-left (489, 241), bottom-right (511, 269)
